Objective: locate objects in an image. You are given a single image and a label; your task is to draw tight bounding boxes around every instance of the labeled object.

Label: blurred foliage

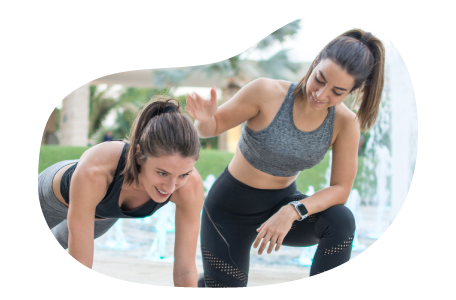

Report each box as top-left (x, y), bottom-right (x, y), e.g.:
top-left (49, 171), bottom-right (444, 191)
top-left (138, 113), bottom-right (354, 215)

top-left (92, 87), bottom-right (170, 143)
top-left (255, 19), bottom-right (301, 49)
top-left (89, 85), bottom-right (119, 138)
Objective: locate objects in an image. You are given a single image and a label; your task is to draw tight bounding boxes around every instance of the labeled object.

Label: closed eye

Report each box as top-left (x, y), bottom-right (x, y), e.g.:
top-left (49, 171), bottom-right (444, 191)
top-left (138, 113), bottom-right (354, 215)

top-left (315, 75), bottom-right (343, 96)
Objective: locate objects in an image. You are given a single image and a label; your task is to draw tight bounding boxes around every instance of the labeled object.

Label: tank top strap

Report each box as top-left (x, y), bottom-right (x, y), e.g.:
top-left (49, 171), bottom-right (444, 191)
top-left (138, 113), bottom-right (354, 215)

top-left (283, 82), bottom-right (297, 110)
top-left (272, 82), bottom-right (297, 123)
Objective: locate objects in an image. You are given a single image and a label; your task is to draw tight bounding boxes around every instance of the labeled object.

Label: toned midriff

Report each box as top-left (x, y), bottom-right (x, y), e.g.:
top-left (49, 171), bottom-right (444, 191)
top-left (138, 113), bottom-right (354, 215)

top-left (228, 147), bottom-right (298, 190)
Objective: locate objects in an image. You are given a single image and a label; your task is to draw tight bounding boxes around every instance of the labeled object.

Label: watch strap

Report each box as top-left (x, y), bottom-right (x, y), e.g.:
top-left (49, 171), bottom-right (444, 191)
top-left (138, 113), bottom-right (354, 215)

top-left (289, 201), bottom-right (308, 221)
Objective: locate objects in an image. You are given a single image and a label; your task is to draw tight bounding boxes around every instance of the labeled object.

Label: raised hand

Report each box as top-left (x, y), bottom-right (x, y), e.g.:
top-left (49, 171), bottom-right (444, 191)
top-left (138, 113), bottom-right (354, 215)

top-left (185, 87), bottom-right (218, 123)
top-left (253, 205), bottom-right (299, 255)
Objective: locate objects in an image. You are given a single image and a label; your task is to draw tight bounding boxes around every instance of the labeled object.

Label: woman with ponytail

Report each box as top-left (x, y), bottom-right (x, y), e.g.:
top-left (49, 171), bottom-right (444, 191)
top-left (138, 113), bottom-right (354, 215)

top-left (187, 29), bottom-right (385, 287)
top-left (38, 96), bottom-right (204, 287)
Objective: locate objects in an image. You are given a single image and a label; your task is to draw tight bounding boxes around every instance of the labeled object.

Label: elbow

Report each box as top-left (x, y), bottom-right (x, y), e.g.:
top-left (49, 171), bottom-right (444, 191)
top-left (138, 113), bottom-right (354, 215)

top-left (331, 184), bottom-right (352, 205)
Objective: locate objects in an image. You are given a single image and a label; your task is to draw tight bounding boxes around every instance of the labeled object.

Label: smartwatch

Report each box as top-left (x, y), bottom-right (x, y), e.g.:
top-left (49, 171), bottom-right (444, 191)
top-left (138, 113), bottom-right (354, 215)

top-left (289, 201), bottom-right (308, 221)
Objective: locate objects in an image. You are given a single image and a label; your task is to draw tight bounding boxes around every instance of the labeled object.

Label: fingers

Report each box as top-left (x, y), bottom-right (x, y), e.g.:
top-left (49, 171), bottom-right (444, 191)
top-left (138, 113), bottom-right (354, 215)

top-left (193, 92), bottom-right (205, 102)
top-left (253, 225), bottom-right (286, 254)
top-left (267, 235), bottom-right (279, 254)
top-left (257, 232), bottom-right (273, 255)
top-left (185, 94), bottom-right (195, 117)
top-left (275, 236), bottom-right (284, 252)
top-left (256, 222), bottom-right (266, 232)
top-left (253, 229), bottom-right (266, 249)
top-left (210, 86), bottom-right (217, 103)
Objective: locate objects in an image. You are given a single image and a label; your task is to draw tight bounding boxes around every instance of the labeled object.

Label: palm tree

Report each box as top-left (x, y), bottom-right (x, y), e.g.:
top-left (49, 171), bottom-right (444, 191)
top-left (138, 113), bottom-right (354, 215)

top-left (89, 85), bottom-right (120, 139)
top-left (152, 19), bottom-right (302, 151)
top-left (108, 87), bottom-right (170, 140)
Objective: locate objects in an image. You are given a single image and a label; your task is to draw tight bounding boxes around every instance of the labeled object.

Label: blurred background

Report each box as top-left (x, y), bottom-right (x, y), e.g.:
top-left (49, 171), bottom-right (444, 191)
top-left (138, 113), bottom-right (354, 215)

top-left (38, 19), bottom-right (417, 285)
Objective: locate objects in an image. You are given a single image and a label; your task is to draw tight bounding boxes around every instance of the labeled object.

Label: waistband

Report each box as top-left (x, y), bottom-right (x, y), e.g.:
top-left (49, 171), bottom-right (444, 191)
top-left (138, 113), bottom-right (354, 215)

top-left (220, 167), bottom-right (297, 192)
top-left (204, 167), bottom-right (299, 215)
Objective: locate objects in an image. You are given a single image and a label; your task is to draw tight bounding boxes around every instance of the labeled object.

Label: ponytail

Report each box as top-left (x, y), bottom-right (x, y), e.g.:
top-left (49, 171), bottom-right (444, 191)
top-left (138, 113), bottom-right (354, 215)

top-left (294, 29), bottom-right (385, 131)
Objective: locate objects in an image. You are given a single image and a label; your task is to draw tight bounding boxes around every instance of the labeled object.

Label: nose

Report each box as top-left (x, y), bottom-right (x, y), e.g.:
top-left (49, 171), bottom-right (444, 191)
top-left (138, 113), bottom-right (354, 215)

top-left (162, 177), bottom-right (178, 194)
top-left (316, 86), bottom-right (329, 101)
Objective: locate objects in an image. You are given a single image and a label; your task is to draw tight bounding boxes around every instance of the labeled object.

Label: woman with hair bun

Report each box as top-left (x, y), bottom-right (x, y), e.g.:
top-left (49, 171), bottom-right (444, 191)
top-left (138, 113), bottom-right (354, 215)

top-left (38, 96), bottom-right (204, 287)
top-left (186, 29), bottom-right (385, 287)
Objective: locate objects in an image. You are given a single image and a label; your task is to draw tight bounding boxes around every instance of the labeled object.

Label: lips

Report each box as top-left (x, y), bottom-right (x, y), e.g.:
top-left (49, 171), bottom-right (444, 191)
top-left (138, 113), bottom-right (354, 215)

top-left (311, 95), bottom-right (325, 105)
top-left (155, 186), bottom-right (169, 198)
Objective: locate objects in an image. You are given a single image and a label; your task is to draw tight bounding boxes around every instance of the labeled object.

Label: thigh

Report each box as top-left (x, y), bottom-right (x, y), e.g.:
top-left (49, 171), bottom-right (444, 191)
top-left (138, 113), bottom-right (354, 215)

top-left (201, 203), bottom-right (259, 287)
top-left (94, 218), bottom-right (118, 239)
top-left (38, 161), bottom-right (76, 229)
top-left (51, 218), bottom-right (119, 250)
top-left (200, 169), bottom-right (298, 287)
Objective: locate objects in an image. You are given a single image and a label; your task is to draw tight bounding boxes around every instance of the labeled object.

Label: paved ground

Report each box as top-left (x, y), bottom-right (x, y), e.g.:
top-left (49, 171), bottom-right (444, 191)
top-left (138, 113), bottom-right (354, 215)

top-left (91, 205), bottom-right (388, 287)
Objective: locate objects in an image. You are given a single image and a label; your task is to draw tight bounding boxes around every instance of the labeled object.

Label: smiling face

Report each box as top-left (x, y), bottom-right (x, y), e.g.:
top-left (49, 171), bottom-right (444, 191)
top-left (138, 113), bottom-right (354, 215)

top-left (135, 149), bottom-right (196, 203)
top-left (305, 58), bottom-right (356, 110)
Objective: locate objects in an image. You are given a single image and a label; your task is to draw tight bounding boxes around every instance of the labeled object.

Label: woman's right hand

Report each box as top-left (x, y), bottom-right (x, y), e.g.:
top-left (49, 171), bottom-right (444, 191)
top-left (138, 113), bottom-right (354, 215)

top-left (185, 87), bottom-right (218, 123)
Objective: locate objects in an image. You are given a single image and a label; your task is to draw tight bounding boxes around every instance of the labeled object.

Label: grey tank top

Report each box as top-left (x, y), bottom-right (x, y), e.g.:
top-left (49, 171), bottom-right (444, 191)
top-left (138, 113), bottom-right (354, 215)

top-left (238, 82), bottom-right (335, 177)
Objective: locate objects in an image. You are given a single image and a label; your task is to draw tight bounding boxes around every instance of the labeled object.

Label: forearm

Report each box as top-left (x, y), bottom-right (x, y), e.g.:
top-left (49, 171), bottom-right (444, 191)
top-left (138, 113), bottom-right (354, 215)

top-left (68, 246), bottom-right (93, 288)
top-left (194, 116), bottom-right (218, 138)
top-left (173, 265), bottom-right (198, 287)
top-left (301, 185), bottom-right (351, 216)
top-left (68, 227), bottom-right (94, 288)
top-left (282, 185), bottom-right (350, 221)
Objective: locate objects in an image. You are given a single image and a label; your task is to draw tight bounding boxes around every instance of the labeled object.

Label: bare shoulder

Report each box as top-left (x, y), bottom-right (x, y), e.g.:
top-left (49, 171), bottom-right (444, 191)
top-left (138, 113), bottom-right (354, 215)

top-left (77, 141), bottom-right (126, 179)
top-left (220, 77), bottom-right (292, 114)
top-left (333, 104), bottom-right (360, 142)
top-left (247, 78), bottom-right (291, 104)
top-left (171, 167), bottom-right (204, 207)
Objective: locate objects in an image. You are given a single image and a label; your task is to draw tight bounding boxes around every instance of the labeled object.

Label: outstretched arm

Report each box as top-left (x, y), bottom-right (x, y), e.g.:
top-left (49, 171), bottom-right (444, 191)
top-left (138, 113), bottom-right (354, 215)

top-left (170, 169), bottom-right (205, 287)
top-left (185, 78), bottom-right (272, 138)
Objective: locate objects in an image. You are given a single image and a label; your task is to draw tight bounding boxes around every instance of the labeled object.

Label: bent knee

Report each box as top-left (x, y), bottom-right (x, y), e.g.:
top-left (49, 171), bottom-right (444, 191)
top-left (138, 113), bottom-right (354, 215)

top-left (320, 205), bottom-right (356, 235)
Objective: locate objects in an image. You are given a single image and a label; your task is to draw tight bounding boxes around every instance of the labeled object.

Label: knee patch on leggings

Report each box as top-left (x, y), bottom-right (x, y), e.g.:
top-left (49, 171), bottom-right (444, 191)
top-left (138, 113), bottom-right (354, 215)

top-left (202, 246), bottom-right (248, 287)
top-left (323, 233), bottom-right (354, 255)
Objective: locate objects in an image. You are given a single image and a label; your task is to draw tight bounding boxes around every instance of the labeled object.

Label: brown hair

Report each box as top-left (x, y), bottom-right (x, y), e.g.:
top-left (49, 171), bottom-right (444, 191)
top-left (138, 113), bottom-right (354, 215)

top-left (121, 95), bottom-right (200, 186)
top-left (294, 29), bottom-right (385, 131)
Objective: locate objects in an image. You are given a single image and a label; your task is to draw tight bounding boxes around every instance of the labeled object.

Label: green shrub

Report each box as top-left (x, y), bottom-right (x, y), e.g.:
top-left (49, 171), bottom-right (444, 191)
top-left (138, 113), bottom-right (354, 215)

top-left (39, 145), bottom-right (89, 173)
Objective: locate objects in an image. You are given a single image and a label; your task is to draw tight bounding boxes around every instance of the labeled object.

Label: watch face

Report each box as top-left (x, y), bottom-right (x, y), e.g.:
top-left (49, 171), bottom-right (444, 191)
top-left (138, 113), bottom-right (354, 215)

top-left (296, 204), bottom-right (308, 215)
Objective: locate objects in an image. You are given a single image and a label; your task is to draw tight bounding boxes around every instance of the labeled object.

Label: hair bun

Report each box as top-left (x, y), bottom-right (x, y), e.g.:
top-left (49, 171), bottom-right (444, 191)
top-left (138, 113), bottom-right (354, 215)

top-left (157, 104), bottom-right (177, 115)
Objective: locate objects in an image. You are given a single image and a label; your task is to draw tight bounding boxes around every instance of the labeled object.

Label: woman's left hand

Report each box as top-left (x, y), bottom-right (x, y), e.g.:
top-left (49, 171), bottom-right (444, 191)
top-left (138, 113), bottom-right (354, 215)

top-left (253, 205), bottom-right (299, 254)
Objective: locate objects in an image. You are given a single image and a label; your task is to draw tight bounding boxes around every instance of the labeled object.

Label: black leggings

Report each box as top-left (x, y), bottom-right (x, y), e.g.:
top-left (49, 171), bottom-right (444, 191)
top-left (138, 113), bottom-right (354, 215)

top-left (201, 168), bottom-right (356, 287)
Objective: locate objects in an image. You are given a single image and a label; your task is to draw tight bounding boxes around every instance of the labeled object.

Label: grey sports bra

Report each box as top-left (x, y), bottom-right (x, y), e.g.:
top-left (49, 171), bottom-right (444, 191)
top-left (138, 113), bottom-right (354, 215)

top-left (237, 82), bottom-right (335, 177)
top-left (60, 143), bottom-right (170, 219)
